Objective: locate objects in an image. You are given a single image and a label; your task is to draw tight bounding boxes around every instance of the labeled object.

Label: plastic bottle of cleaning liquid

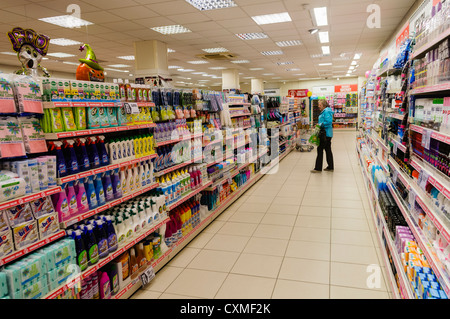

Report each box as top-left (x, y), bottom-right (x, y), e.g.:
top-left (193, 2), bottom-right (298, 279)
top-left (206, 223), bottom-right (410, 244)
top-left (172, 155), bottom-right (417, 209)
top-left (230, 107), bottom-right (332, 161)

top-left (115, 216), bottom-right (126, 245)
top-left (111, 169), bottom-right (122, 199)
top-left (63, 139), bottom-right (80, 175)
top-left (119, 168), bottom-right (127, 196)
top-left (144, 161), bottom-right (151, 186)
top-left (104, 216), bottom-right (118, 253)
top-left (74, 230), bottom-right (88, 271)
top-left (108, 265), bottom-right (119, 296)
top-left (94, 220), bottom-right (109, 259)
top-left (86, 136), bottom-right (101, 169)
top-left (166, 175), bottom-right (173, 204)
top-left (86, 224), bottom-right (99, 265)
top-left (133, 164), bottom-right (141, 191)
top-left (96, 136), bottom-right (109, 166)
top-left (56, 187), bottom-right (70, 221)
top-left (85, 176), bottom-right (98, 210)
top-left (102, 171), bottom-right (114, 202)
top-left (108, 138), bottom-right (118, 164)
top-left (66, 181), bottom-right (78, 217)
top-left (94, 174), bottom-right (106, 206)
top-left (75, 138), bottom-right (90, 172)
top-left (50, 141), bottom-right (68, 178)
top-left (123, 214), bottom-right (133, 239)
top-left (98, 271), bottom-right (111, 299)
top-left (129, 247), bottom-right (139, 275)
top-left (130, 210), bottom-right (141, 234)
top-left (140, 162), bottom-right (146, 188)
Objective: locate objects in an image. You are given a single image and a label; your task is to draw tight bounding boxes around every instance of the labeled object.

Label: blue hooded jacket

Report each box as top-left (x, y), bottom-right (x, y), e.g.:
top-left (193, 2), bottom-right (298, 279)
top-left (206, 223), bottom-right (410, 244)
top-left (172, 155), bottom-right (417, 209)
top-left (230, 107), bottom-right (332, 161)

top-left (318, 107), bottom-right (334, 138)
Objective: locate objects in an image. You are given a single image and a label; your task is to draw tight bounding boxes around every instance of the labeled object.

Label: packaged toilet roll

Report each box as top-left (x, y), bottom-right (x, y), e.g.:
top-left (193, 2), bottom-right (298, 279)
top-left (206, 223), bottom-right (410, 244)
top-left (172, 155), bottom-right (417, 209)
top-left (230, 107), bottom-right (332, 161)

top-left (0, 178), bottom-right (26, 202)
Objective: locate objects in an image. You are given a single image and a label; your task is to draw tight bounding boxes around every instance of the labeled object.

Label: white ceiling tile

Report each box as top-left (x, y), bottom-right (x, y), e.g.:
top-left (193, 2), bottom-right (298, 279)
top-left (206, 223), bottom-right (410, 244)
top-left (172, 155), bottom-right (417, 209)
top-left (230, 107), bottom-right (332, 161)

top-left (89, 0), bottom-right (140, 10)
top-left (149, 1), bottom-right (199, 15)
top-left (240, 1), bottom-right (287, 16)
top-left (167, 12), bottom-right (212, 24)
top-left (107, 6), bottom-right (159, 20)
top-left (81, 11), bottom-right (125, 24)
top-left (201, 7), bottom-right (248, 20)
top-left (133, 16), bottom-right (177, 28)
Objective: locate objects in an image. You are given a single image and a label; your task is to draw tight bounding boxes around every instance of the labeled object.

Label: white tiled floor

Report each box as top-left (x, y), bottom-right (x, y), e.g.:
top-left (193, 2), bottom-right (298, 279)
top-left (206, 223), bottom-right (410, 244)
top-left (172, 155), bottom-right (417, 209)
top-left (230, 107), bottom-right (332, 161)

top-left (131, 131), bottom-right (392, 299)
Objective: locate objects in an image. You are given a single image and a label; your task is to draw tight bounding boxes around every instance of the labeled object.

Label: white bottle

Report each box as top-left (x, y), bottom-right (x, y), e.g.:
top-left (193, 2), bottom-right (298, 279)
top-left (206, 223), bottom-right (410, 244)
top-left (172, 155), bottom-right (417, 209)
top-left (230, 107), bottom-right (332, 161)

top-left (139, 162), bottom-right (146, 188)
top-left (123, 214), bottom-right (133, 239)
top-left (144, 161), bottom-right (151, 186)
top-left (126, 167), bottom-right (134, 193)
top-left (132, 164), bottom-right (140, 191)
top-left (120, 169), bottom-right (128, 195)
top-left (116, 217), bottom-right (126, 245)
top-left (131, 210), bottom-right (141, 234)
top-left (150, 198), bottom-right (160, 222)
top-left (108, 139), bottom-right (118, 164)
top-left (138, 208), bottom-right (147, 230)
top-left (166, 176), bottom-right (173, 204)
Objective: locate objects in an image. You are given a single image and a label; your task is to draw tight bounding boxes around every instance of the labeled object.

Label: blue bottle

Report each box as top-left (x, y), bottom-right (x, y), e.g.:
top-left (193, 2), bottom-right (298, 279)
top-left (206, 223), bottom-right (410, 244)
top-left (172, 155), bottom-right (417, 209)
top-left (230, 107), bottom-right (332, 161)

top-left (104, 216), bottom-right (118, 253)
top-left (102, 171), bottom-right (114, 202)
top-left (94, 174), bottom-right (106, 206)
top-left (52, 141), bottom-right (68, 177)
top-left (74, 230), bottom-right (88, 271)
top-left (95, 220), bottom-right (109, 259)
top-left (86, 224), bottom-right (99, 265)
top-left (87, 137), bottom-right (100, 169)
top-left (96, 136), bottom-right (109, 167)
top-left (63, 140), bottom-right (80, 175)
top-left (85, 176), bottom-right (98, 210)
top-left (75, 138), bottom-right (90, 172)
top-left (111, 169), bottom-right (122, 199)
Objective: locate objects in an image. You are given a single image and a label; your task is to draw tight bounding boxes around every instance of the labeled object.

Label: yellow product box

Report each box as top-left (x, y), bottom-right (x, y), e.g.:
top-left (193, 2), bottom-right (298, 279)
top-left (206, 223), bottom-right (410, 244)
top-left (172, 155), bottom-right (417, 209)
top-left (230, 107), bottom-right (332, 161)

top-left (12, 220), bottom-right (38, 250)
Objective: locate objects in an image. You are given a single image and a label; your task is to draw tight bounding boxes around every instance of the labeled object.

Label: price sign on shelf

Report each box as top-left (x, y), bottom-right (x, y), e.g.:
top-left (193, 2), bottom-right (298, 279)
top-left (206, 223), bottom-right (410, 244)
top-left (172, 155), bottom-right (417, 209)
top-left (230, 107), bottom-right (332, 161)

top-left (139, 266), bottom-right (155, 287)
top-left (421, 128), bottom-right (432, 150)
top-left (124, 103), bottom-right (139, 115)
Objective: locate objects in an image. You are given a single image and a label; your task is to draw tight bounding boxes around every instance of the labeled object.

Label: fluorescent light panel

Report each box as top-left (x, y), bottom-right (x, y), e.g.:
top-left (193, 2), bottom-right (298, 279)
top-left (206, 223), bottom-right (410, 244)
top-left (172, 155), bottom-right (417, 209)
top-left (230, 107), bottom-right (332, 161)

top-left (249, 68), bottom-right (264, 71)
top-left (62, 61), bottom-right (79, 65)
top-left (167, 48), bottom-right (176, 52)
top-left (39, 15), bottom-right (93, 28)
top-left (286, 68), bottom-right (300, 71)
top-left (351, 60), bottom-right (357, 65)
top-left (46, 52), bottom-right (75, 58)
top-left (318, 63), bottom-right (332, 66)
top-left (321, 46), bottom-right (330, 55)
top-left (187, 60), bottom-right (209, 64)
top-left (276, 61), bottom-right (293, 65)
top-left (107, 64), bottom-right (130, 68)
top-left (209, 66), bottom-right (227, 70)
top-left (151, 25), bottom-right (191, 35)
top-left (251, 12), bottom-right (291, 25)
top-left (275, 40), bottom-right (302, 47)
top-left (117, 56), bottom-right (135, 60)
top-left (235, 33), bottom-right (268, 40)
top-left (177, 68), bottom-right (195, 72)
top-left (202, 47), bottom-right (228, 53)
top-left (313, 7), bottom-right (328, 26)
top-left (168, 65), bottom-right (181, 69)
top-left (185, 0), bottom-right (237, 10)
top-left (353, 53), bottom-right (362, 59)
top-left (260, 50), bottom-right (283, 56)
top-left (50, 38), bottom-right (82, 46)
top-left (0, 52), bottom-right (16, 56)
top-left (318, 31), bottom-right (329, 43)
top-left (231, 60), bottom-right (250, 63)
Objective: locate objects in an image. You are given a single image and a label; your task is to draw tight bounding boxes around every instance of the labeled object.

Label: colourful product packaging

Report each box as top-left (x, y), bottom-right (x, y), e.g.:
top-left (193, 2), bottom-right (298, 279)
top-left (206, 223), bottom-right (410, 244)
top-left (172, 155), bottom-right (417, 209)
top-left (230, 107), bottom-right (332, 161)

top-left (18, 116), bottom-right (48, 154)
top-left (37, 157), bottom-right (48, 191)
top-left (16, 160), bottom-right (32, 194)
top-left (12, 220), bottom-right (39, 250)
top-left (47, 264), bottom-right (72, 290)
top-left (107, 107), bottom-right (118, 127)
top-left (0, 73), bottom-right (17, 113)
top-left (37, 212), bottom-right (59, 239)
top-left (13, 75), bottom-right (43, 114)
top-left (98, 107), bottom-right (110, 128)
top-left (49, 79), bottom-right (64, 102)
top-left (70, 80), bottom-right (85, 100)
top-left (0, 116), bottom-right (26, 158)
top-left (27, 159), bottom-right (40, 194)
top-left (117, 106), bottom-right (128, 126)
top-left (48, 108), bottom-right (64, 133)
top-left (30, 196), bottom-right (55, 219)
top-left (0, 210), bottom-right (9, 231)
top-left (4, 203), bottom-right (34, 228)
top-left (40, 238), bottom-right (75, 270)
top-left (45, 156), bottom-right (57, 187)
top-left (61, 108), bottom-right (77, 132)
top-left (0, 178), bottom-right (27, 202)
top-left (73, 107), bottom-right (87, 130)
top-left (0, 229), bottom-right (14, 258)
top-left (87, 107), bottom-right (101, 129)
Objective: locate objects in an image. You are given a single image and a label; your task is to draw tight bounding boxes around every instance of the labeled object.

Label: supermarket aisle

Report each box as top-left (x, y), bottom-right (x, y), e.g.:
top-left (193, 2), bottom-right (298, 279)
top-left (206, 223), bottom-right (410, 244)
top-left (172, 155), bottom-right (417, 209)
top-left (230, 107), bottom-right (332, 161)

top-left (132, 131), bottom-right (392, 299)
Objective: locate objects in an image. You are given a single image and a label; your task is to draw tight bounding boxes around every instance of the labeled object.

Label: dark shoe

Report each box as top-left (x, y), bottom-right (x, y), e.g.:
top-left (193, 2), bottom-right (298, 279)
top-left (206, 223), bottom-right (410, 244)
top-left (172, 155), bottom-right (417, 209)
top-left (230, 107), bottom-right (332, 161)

top-left (324, 167), bottom-right (334, 171)
top-left (310, 169), bottom-right (321, 173)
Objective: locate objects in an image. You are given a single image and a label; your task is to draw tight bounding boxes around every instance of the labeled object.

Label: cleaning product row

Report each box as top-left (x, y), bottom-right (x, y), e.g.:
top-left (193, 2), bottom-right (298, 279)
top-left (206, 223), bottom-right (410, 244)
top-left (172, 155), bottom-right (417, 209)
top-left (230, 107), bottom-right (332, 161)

top-left (166, 197), bottom-right (201, 246)
top-left (155, 166), bottom-right (204, 206)
top-left (0, 237), bottom-right (76, 299)
top-left (108, 134), bottom-right (154, 165)
top-left (0, 195), bottom-right (61, 256)
top-left (48, 136), bottom-right (109, 178)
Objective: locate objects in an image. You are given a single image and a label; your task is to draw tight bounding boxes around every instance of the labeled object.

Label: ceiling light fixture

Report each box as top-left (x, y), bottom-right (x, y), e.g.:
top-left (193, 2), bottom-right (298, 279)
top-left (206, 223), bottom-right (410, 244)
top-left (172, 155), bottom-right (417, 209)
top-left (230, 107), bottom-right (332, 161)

top-left (0, 52), bottom-right (17, 56)
top-left (46, 52), bottom-right (75, 58)
top-left (275, 40), bottom-right (302, 47)
top-left (351, 60), bottom-right (357, 65)
top-left (286, 68), bottom-right (300, 71)
top-left (167, 48), bottom-right (176, 52)
top-left (209, 66), bottom-right (227, 70)
top-left (104, 67), bottom-right (129, 73)
top-left (262, 73), bottom-right (275, 76)
top-left (185, 0), bottom-right (237, 10)
top-left (313, 7), bottom-right (328, 26)
top-left (231, 60), bottom-right (250, 64)
top-left (308, 28), bottom-right (319, 34)
top-left (202, 47), bottom-right (228, 53)
top-left (260, 50), bottom-right (284, 56)
top-left (318, 63), bottom-right (332, 66)
top-left (235, 33), bottom-right (268, 40)
top-left (276, 61), bottom-right (293, 65)
top-left (39, 15), bottom-right (93, 28)
top-left (318, 31), bottom-right (329, 43)
top-left (117, 56), bottom-right (135, 60)
top-left (62, 61), bottom-right (79, 65)
top-left (251, 12), bottom-right (292, 25)
top-left (249, 68), bottom-right (264, 71)
top-left (50, 38), bottom-right (82, 46)
top-left (187, 60), bottom-right (209, 64)
top-left (177, 68), bottom-right (195, 72)
top-left (321, 46), bottom-right (330, 55)
top-left (168, 65), bottom-right (181, 69)
top-left (353, 53), bottom-right (362, 59)
top-left (107, 64), bottom-right (130, 68)
top-left (151, 25), bottom-right (191, 35)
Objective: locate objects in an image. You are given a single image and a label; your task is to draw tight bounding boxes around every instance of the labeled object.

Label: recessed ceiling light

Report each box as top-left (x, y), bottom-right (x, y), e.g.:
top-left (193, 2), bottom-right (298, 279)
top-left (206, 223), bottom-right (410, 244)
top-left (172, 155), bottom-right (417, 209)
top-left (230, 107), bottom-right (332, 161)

top-left (185, 0), bottom-right (237, 10)
top-left (167, 48), bottom-right (176, 52)
top-left (50, 38), bottom-right (82, 46)
top-left (168, 65), bottom-right (181, 69)
top-left (235, 33), bottom-right (268, 40)
top-left (313, 7), bottom-right (328, 26)
top-left (199, 79), bottom-right (210, 82)
top-left (353, 53), bottom-right (362, 59)
top-left (349, 66), bottom-right (355, 70)
top-left (243, 76), bottom-right (254, 79)
top-left (260, 50), bottom-right (284, 56)
top-left (321, 46), bottom-right (330, 55)
top-left (209, 66), bottom-right (227, 70)
top-left (117, 56), bottom-right (135, 60)
top-left (272, 77), bottom-right (281, 79)
top-left (318, 63), bottom-right (332, 66)
top-left (188, 60), bottom-right (209, 64)
top-left (286, 68), bottom-right (300, 71)
top-left (249, 68), bottom-right (264, 71)
top-left (251, 12), bottom-right (292, 25)
top-left (202, 47), bottom-right (228, 53)
top-left (351, 60), bottom-right (357, 65)
top-left (62, 61), bottom-right (79, 65)
top-left (308, 28), bottom-right (319, 34)
top-left (277, 61), bottom-right (293, 65)
top-left (0, 52), bottom-right (17, 56)
top-left (46, 52), bottom-right (75, 58)
top-left (177, 68), bottom-right (195, 72)
top-left (318, 31), bottom-right (329, 44)
top-left (231, 60), bottom-right (250, 64)
top-left (275, 40), bottom-right (302, 47)
top-left (311, 53), bottom-right (325, 58)
top-left (151, 25), bottom-right (191, 35)
top-left (192, 72), bottom-right (206, 74)
top-left (39, 15), bottom-right (93, 28)
top-left (262, 73), bottom-right (275, 76)
top-left (107, 64), bottom-right (130, 68)
top-left (104, 67), bottom-right (129, 73)
top-left (129, 74), bottom-right (133, 77)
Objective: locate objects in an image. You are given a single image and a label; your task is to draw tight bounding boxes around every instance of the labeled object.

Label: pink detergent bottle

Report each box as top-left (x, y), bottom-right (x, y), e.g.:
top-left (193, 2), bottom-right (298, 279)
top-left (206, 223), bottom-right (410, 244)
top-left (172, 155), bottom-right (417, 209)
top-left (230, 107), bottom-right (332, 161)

top-left (75, 180), bottom-right (89, 214)
top-left (55, 187), bottom-right (70, 222)
top-left (99, 271), bottom-right (111, 299)
top-left (66, 181), bottom-right (78, 217)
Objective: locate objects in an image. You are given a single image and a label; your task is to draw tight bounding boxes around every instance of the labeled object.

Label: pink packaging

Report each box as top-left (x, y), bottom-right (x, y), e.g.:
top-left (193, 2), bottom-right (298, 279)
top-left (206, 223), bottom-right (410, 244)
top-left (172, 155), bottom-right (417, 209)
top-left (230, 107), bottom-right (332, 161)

top-left (0, 116), bottom-right (25, 158)
top-left (0, 74), bottom-right (17, 113)
top-left (13, 75), bottom-right (43, 114)
top-left (19, 116), bottom-right (47, 154)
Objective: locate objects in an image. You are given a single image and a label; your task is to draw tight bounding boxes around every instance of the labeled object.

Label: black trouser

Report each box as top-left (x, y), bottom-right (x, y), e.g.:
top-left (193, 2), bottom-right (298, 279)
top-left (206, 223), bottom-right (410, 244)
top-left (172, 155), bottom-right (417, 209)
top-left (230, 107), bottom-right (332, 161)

top-left (314, 136), bottom-right (334, 171)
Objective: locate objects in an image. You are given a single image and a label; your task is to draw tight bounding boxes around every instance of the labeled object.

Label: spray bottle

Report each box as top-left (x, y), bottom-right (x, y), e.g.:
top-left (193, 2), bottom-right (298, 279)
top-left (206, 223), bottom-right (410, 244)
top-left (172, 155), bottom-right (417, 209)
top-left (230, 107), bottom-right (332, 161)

top-left (86, 136), bottom-right (100, 169)
top-left (75, 180), bottom-right (89, 214)
top-left (74, 230), bottom-right (88, 272)
top-left (63, 139), bottom-right (80, 175)
top-left (94, 174), bottom-right (106, 206)
top-left (85, 176), bottom-right (98, 210)
top-left (55, 186), bottom-right (70, 221)
top-left (111, 168), bottom-right (122, 199)
top-left (102, 171), bottom-right (114, 202)
top-left (86, 224), bottom-right (99, 265)
top-left (95, 220), bottom-right (109, 259)
top-left (66, 181), bottom-right (78, 217)
top-left (120, 167), bottom-right (128, 196)
top-left (75, 138), bottom-right (90, 172)
top-left (96, 136), bottom-right (110, 166)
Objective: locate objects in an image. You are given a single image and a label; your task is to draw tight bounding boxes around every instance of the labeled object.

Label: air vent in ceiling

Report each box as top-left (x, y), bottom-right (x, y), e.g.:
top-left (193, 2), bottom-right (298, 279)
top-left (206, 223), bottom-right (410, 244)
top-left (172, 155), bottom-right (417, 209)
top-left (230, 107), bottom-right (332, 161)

top-left (196, 52), bottom-right (237, 60)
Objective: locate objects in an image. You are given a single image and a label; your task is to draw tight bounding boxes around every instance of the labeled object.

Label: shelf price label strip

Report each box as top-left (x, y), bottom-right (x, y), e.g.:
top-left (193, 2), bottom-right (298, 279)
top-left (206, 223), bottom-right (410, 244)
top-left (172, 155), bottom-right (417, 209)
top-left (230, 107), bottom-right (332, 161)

top-left (0, 186), bottom-right (62, 211)
top-left (167, 181), bottom-right (213, 212)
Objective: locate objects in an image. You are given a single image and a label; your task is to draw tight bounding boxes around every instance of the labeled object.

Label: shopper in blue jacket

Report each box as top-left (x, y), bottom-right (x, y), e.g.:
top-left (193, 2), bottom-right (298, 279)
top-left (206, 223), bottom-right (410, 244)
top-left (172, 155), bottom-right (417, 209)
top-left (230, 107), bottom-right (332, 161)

top-left (311, 99), bottom-right (334, 173)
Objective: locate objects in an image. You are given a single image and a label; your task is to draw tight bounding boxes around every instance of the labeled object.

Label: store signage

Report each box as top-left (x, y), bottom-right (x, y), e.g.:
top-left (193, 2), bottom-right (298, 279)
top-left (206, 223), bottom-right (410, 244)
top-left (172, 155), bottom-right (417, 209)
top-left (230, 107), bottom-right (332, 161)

top-left (139, 266), bottom-right (156, 287)
top-left (264, 89), bottom-right (280, 96)
top-left (312, 86), bottom-right (334, 94)
top-left (396, 23), bottom-right (410, 50)
top-left (288, 89), bottom-right (308, 97)
top-left (334, 84), bottom-right (358, 93)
